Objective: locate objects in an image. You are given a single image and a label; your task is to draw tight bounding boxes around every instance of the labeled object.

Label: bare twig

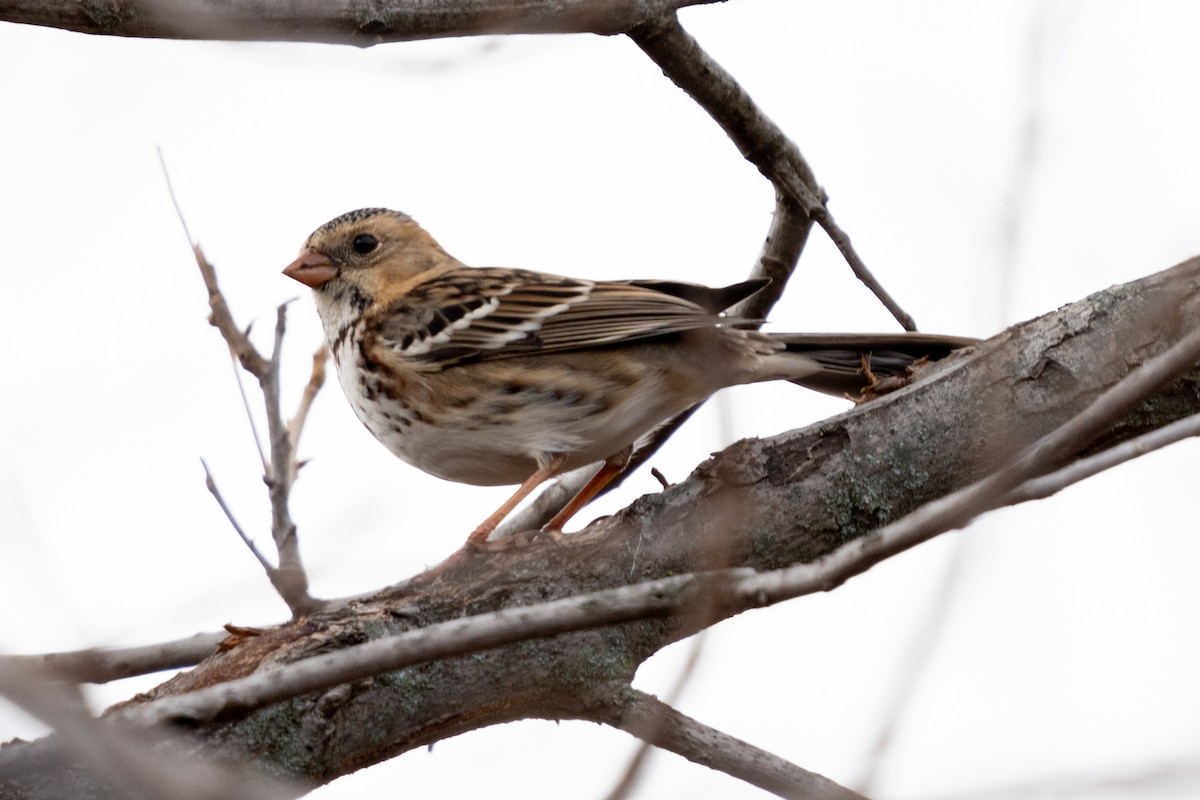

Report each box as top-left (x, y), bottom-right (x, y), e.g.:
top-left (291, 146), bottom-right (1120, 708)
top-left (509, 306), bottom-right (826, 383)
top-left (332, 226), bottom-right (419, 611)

top-left (159, 145), bottom-right (268, 378)
top-left (812, 216), bottom-right (917, 330)
top-left (730, 194), bottom-right (817, 320)
top-left (181, 228), bottom-right (270, 375)
top-left (852, 534), bottom-right (976, 794)
top-left (0, 661), bottom-right (302, 800)
top-left (933, 755), bottom-right (1200, 800)
top-left (593, 688), bottom-right (866, 800)
top-left (1006, 411), bottom-right (1200, 503)
top-left (117, 570), bottom-right (739, 725)
top-left (159, 153), bottom-right (321, 617)
top-left (602, 634), bottom-right (706, 800)
top-left (0, 632), bottom-right (224, 684)
top-left (229, 349), bottom-right (270, 475)
top-left (1, 0), bottom-right (720, 45)
top-left (629, 14), bottom-right (918, 331)
top-left (259, 302), bottom-right (318, 615)
top-left (158, 145), bottom-right (194, 244)
top-left (286, 344), bottom-right (330, 483)
top-left (602, 478), bottom-right (751, 799)
top-left (202, 458), bottom-right (276, 574)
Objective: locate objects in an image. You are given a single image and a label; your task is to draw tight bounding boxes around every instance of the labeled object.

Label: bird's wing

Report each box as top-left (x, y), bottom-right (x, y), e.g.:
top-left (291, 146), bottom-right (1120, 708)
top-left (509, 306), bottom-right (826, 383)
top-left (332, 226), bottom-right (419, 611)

top-left (372, 268), bottom-right (766, 369)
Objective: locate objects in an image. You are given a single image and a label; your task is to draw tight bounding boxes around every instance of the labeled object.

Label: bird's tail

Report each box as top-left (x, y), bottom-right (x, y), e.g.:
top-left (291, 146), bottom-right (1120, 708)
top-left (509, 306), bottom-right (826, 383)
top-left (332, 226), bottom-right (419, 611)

top-left (772, 332), bottom-right (977, 397)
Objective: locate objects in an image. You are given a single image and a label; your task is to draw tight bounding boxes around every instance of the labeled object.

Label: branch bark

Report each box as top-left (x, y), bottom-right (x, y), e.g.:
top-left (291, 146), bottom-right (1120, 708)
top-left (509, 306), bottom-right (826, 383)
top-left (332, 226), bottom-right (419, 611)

top-left (0, 0), bottom-right (717, 44)
top-left (590, 688), bottom-right (867, 800)
top-left (99, 295), bottom-right (1200, 728)
top-left (0, 633), bottom-right (224, 685)
top-left (3, 257), bottom-right (1198, 798)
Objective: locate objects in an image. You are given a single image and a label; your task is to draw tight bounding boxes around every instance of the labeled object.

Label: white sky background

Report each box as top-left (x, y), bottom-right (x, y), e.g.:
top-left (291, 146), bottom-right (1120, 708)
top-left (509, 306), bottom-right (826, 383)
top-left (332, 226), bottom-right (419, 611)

top-left (2, 1), bottom-right (1199, 798)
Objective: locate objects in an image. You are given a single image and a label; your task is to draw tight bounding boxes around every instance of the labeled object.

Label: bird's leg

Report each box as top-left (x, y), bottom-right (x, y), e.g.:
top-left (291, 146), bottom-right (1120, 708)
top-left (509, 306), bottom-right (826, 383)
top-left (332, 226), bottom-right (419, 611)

top-left (467, 454), bottom-right (568, 549)
top-left (541, 445), bottom-right (634, 537)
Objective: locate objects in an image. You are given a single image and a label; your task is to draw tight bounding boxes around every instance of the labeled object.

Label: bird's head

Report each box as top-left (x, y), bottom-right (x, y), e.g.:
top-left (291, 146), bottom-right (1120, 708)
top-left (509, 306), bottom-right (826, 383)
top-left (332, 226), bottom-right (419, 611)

top-left (283, 208), bottom-right (456, 299)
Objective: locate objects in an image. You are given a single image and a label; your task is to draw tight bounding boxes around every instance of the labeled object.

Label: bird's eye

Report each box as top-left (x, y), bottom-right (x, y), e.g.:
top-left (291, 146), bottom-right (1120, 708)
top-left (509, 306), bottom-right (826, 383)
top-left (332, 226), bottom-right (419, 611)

top-left (352, 233), bottom-right (379, 255)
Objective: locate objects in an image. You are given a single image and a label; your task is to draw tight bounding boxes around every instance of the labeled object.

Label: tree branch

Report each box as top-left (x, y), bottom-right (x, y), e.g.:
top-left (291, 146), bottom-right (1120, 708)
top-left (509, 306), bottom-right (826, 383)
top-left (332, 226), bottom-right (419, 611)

top-left (5, 258), bottom-right (1198, 797)
top-left (0, 662), bottom-right (302, 800)
top-left (628, 13), bottom-right (918, 330)
top-left (161, 153), bottom-right (323, 618)
top-left (202, 459), bottom-right (277, 574)
top-left (0, 0), bottom-right (718, 44)
top-left (600, 633), bottom-right (707, 800)
top-left (108, 300), bottom-right (1200, 725)
top-left (1006, 411), bottom-right (1200, 503)
top-left (0, 632), bottom-right (224, 684)
top-left (591, 687), bottom-right (867, 800)
top-left (286, 344), bottom-right (329, 485)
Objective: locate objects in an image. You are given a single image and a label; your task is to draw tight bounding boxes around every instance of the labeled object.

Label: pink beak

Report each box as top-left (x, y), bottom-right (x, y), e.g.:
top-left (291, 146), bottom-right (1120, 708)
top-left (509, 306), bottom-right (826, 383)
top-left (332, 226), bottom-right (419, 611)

top-left (283, 250), bottom-right (337, 288)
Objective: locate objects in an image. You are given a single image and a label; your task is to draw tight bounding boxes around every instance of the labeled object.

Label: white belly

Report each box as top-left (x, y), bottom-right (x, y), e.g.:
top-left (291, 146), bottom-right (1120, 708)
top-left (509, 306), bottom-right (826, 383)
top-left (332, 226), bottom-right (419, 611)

top-left (333, 338), bottom-right (683, 486)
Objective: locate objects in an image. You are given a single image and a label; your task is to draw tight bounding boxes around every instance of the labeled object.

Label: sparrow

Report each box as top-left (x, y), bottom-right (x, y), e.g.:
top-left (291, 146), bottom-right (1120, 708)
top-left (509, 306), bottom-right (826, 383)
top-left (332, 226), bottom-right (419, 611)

top-left (283, 208), bottom-right (973, 548)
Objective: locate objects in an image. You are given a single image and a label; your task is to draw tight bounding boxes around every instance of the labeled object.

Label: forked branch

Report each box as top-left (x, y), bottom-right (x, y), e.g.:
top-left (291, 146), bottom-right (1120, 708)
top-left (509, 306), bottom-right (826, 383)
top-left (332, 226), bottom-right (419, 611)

top-left (160, 153), bottom-right (326, 617)
top-left (629, 13), bottom-right (918, 331)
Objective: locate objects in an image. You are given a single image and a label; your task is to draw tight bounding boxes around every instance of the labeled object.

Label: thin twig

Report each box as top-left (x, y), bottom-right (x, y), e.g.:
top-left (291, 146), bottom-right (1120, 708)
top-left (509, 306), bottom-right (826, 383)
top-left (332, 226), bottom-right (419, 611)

top-left (271, 302), bottom-right (289, 365)
top-left (594, 688), bottom-right (866, 800)
top-left (602, 634), bottom-right (707, 800)
top-left (286, 344), bottom-right (330, 484)
top-left (228, 350), bottom-right (270, 475)
top-left (0, 632), bottom-right (225, 684)
top-left (259, 302), bottom-right (319, 615)
top-left (159, 149), bottom-right (267, 375)
top-left (649, 467), bottom-right (669, 489)
top-left (157, 146), bottom-right (193, 246)
top-left (603, 482), bottom-right (751, 799)
top-left (809, 213), bottom-right (917, 330)
top-left (202, 458), bottom-right (276, 573)
top-left (162, 186), bottom-right (270, 377)
top-left (629, 14), bottom-right (917, 330)
top-left (852, 534), bottom-right (976, 794)
top-left (118, 571), bottom-right (741, 725)
top-left (262, 306), bottom-right (293, 510)
top-left (1006, 411), bottom-right (1200, 503)
top-left (159, 154), bottom-right (319, 617)
top-left (930, 755), bottom-right (1200, 800)
top-left (0, 661), bottom-right (303, 800)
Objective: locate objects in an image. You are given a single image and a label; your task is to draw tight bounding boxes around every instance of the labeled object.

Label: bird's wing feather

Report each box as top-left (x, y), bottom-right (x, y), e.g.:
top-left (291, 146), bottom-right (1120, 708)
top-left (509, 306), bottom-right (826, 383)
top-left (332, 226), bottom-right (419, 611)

top-left (372, 268), bottom-right (758, 368)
